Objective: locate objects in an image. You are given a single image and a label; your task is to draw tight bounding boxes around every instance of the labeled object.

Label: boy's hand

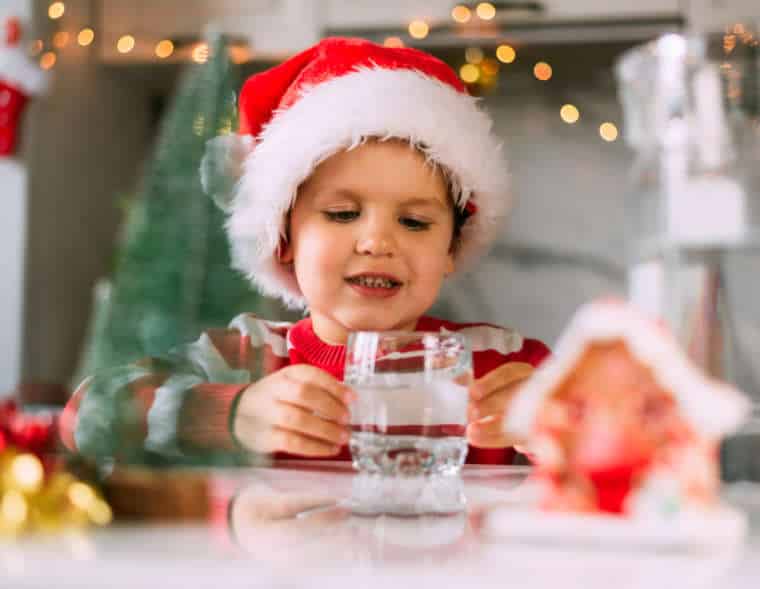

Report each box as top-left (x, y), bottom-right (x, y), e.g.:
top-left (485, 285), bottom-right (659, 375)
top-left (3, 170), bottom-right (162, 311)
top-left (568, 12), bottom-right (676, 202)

top-left (233, 365), bottom-right (356, 457)
top-left (467, 362), bottom-right (533, 448)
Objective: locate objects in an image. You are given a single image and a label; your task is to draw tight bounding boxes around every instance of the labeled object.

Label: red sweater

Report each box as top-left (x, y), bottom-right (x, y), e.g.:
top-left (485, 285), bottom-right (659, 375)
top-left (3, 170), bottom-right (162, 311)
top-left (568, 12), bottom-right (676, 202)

top-left (60, 314), bottom-right (549, 463)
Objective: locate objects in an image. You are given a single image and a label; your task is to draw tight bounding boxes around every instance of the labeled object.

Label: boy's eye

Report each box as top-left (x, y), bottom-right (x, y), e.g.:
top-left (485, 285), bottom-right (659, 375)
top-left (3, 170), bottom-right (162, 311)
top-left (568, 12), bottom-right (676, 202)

top-left (399, 217), bottom-right (431, 231)
top-left (324, 210), bottom-right (359, 222)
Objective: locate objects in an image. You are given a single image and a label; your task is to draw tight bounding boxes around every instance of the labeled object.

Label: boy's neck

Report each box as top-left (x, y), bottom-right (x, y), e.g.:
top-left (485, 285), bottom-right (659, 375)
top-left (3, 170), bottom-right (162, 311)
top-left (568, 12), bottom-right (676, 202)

top-left (309, 312), bottom-right (420, 345)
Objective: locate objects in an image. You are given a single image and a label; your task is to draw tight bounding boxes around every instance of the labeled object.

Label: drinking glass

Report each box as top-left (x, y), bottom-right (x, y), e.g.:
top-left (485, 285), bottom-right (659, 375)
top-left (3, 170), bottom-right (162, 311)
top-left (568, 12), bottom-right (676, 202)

top-left (344, 331), bottom-right (472, 514)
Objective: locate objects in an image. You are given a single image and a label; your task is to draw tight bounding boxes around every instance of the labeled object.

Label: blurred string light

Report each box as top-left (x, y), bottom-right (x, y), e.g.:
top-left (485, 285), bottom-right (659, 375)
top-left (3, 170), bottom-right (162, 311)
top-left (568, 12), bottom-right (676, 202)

top-left (77, 28), bottom-right (95, 47)
top-left (39, 51), bottom-right (57, 70)
top-left (600, 122), bottom-right (618, 142)
top-left (29, 19), bottom-right (259, 64)
top-left (193, 114), bottom-right (206, 136)
top-left (52, 31), bottom-right (69, 49)
top-left (451, 5), bottom-right (472, 24)
top-left (480, 58), bottom-right (499, 77)
top-left (465, 47), bottom-right (484, 64)
top-left (560, 104), bottom-right (580, 124)
top-left (534, 61), bottom-right (552, 81)
top-left (1, 490), bottom-right (27, 528)
top-left (476, 3), bottom-right (496, 21)
top-left (383, 36), bottom-right (404, 48)
top-left (10, 455), bottom-right (44, 494)
top-left (29, 40), bottom-right (44, 56)
top-left (408, 20), bottom-right (429, 40)
top-left (192, 42), bottom-right (210, 63)
top-left (496, 44), bottom-right (516, 63)
top-left (155, 39), bottom-right (174, 59)
top-left (117, 35), bottom-right (135, 54)
top-left (48, 2), bottom-right (65, 20)
top-left (460, 63), bottom-right (480, 84)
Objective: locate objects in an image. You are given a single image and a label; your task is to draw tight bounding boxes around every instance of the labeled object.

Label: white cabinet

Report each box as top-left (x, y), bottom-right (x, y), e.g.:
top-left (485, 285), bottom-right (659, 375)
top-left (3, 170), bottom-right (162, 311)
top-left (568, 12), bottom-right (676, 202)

top-left (0, 0), bottom-right (31, 395)
top-left (96, 1), bottom-right (688, 62)
top-left (324, 0), bottom-right (682, 29)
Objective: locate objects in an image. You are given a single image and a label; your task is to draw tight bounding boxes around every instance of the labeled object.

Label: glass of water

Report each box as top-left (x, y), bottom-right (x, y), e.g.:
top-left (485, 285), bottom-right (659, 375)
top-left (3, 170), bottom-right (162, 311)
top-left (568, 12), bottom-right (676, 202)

top-left (344, 331), bottom-right (472, 514)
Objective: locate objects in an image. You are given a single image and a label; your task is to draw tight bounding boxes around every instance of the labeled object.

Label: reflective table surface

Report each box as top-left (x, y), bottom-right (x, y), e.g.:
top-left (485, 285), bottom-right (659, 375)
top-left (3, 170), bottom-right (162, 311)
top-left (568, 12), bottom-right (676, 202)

top-left (3, 462), bottom-right (759, 589)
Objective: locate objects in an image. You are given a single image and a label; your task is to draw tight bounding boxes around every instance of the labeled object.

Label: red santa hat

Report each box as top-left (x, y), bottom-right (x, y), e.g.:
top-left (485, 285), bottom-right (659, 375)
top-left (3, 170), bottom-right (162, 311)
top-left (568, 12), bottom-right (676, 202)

top-left (220, 37), bottom-right (510, 309)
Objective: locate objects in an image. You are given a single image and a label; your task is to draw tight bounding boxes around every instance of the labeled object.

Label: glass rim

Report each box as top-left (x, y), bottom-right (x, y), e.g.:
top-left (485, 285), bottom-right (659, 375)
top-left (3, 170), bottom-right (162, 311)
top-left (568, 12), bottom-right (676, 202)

top-left (345, 330), bottom-right (468, 341)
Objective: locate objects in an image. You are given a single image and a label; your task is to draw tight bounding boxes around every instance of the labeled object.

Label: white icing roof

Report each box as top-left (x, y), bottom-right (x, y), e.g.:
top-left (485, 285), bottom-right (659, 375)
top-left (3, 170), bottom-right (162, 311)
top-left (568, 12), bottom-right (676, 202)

top-left (504, 300), bottom-right (750, 439)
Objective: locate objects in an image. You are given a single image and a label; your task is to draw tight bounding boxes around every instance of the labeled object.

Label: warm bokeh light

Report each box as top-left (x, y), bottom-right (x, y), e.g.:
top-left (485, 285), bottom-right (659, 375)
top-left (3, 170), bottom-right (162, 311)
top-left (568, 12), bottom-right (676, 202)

top-left (451, 5), bottom-right (472, 24)
top-left (460, 63), bottom-right (480, 84)
top-left (383, 36), bottom-right (404, 48)
top-left (228, 45), bottom-right (250, 64)
top-left (67, 482), bottom-right (96, 511)
top-left (480, 58), bottom-right (499, 77)
top-left (10, 455), bottom-right (44, 493)
top-left (465, 47), bottom-right (484, 64)
top-left (1, 490), bottom-right (27, 526)
top-left (724, 34), bottom-right (737, 53)
top-left (193, 114), bottom-right (206, 136)
top-left (40, 51), bottom-right (57, 70)
top-left (117, 35), bottom-right (135, 54)
top-left (496, 44), bottom-right (516, 64)
top-left (192, 43), bottom-right (209, 63)
top-left (87, 500), bottom-right (113, 526)
top-left (560, 104), bottom-right (580, 124)
top-left (52, 31), bottom-right (69, 49)
top-left (48, 2), bottom-right (65, 20)
top-left (599, 122), bottom-right (619, 142)
top-left (77, 28), bottom-right (95, 47)
top-left (534, 61), bottom-right (552, 81)
top-left (476, 3), bottom-right (497, 20)
top-left (155, 39), bottom-right (174, 59)
top-left (29, 39), bottom-right (44, 56)
top-left (408, 20), bottom-right (429, 40)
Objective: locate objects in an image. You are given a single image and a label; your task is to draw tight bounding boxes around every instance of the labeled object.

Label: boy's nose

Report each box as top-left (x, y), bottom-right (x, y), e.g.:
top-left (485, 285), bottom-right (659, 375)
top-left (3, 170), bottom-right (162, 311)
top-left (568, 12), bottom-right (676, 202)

top-left (356, 230), bottom-right (395, 257)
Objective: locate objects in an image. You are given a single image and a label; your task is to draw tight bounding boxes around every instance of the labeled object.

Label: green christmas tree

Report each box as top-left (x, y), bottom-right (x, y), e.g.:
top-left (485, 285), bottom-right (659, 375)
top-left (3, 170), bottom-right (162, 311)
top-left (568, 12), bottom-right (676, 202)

top-left (77, 35), bottom-right (282, 382)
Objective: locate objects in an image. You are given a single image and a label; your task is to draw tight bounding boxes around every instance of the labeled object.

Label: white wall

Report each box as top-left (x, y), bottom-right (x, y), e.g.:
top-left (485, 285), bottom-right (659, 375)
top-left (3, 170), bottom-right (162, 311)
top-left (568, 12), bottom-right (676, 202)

top-left (0, 0), bottom-right (32, 395)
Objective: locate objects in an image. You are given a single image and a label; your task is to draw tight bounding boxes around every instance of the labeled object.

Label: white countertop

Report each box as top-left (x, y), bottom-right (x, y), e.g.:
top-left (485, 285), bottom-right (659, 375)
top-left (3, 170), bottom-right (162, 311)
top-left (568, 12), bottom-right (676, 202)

top-left (2, 463), bottom-right (759, 589)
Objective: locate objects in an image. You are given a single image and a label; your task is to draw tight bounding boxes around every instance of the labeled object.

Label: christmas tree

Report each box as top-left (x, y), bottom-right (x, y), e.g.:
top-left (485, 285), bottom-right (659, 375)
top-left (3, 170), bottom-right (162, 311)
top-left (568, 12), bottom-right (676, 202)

top-left (76, 35), bottom-right (282, 383)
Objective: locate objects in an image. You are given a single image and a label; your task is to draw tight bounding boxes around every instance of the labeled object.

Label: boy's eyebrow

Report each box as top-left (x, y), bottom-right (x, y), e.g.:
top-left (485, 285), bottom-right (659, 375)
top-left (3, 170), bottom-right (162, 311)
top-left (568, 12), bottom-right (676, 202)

top-left (400, 197), bottom-right (449, 210)
top-left (315, 189), bottom-right (448, 210)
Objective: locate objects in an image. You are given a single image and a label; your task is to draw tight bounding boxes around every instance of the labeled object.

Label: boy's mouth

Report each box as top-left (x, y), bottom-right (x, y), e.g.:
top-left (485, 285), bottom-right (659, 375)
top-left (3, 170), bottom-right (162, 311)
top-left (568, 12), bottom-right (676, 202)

top-left (345, 273), bottom-right (403, 290)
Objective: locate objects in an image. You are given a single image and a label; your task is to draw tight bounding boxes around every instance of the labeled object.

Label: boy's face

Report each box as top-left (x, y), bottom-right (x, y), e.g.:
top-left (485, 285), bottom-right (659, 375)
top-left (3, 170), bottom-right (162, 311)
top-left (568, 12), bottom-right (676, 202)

top-left (280, 140), bottom-right (455, 344)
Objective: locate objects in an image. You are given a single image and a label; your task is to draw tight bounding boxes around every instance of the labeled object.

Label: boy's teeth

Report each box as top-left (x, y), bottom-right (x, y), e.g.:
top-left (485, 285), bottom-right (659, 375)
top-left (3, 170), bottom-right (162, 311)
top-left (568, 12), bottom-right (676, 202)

top-left (355, 276), bottom-right (395, 288)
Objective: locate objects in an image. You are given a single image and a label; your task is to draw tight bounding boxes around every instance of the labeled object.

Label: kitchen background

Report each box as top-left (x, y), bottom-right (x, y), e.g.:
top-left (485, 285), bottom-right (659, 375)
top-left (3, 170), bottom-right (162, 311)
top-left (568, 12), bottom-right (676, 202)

top-left (0, 0), bottom-right (757, 406)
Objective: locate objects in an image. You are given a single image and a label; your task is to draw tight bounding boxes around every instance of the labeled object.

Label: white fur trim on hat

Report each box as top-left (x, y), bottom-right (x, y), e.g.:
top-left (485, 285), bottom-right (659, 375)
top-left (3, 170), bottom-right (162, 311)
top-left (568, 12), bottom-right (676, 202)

top-left (227, 66), bottom-right (510, 309)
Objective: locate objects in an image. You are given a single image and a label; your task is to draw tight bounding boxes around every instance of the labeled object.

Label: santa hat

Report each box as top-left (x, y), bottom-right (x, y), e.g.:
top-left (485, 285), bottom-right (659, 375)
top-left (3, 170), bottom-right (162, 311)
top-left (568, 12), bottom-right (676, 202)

top-left (213, 37), bottom-right (510, 309)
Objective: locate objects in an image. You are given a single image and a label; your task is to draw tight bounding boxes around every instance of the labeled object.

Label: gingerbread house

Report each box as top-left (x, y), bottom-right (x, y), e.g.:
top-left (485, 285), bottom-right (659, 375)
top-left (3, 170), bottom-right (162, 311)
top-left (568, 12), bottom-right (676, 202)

top-left (504, 300), bottom-right (749, 518)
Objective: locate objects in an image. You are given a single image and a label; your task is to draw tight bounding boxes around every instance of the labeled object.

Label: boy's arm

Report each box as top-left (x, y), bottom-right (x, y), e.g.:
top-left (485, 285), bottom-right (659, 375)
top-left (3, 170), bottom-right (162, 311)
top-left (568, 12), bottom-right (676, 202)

top-left (59, 320), bottom-right (289, 460)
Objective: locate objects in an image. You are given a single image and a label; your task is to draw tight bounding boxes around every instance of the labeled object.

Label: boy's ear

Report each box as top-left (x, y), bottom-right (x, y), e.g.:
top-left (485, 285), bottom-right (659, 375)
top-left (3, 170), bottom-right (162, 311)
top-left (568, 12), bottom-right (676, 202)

top-left (278, 237), bottom-right (294, 264)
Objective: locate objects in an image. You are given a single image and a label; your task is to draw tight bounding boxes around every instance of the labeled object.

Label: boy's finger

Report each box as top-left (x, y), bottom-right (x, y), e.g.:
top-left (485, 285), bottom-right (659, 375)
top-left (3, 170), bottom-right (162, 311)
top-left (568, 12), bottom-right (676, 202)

top-left (285, 366), bottom-right (357, 404)
top-left (469, 380), bottom-right (524, 419)
top-left (272, 427), bottom-right (342, 457)
top-left (273, 402), bottom-right (350, 447)
top-left (469, 362), bottom-right (533, 400)
top-left (275, 382), bottom-right (350, 424)
top-left (466, 415), bottom-right (522, 448)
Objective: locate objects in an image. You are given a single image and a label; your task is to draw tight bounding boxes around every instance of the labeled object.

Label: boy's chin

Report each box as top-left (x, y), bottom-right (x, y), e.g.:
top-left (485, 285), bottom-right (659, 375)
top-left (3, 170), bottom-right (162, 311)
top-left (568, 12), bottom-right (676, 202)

top-left (339, 311), bottom-right (417, 333)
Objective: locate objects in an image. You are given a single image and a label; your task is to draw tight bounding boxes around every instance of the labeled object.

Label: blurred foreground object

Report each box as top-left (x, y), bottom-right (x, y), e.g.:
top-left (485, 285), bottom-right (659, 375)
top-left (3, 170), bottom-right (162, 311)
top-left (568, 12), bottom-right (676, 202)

top-left (74, 34), bottom-right (275, 384)
top-left (0, 399), bottom-right (111, 536)
top-left (617, 29), bottom-right (760, 483)
top-left (496, 300), bottom-right (749, 549)
top-left (616, 31), bottom-right (759, 393)
top-left (0, 18), bottom-right (48, 156)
